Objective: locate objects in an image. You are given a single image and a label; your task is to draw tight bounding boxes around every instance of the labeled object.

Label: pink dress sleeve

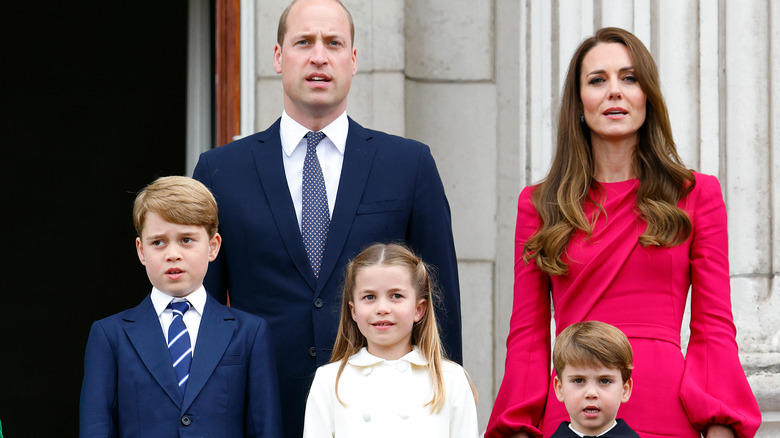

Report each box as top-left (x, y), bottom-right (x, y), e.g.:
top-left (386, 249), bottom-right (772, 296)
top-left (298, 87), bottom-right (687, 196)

top-left (485, 186), bottom-right (551, 438)
top-left (679, 173), bottom-right (761, 437)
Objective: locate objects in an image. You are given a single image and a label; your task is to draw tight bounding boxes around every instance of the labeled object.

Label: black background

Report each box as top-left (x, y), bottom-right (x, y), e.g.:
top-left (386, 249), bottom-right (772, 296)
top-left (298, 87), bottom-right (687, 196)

top-left (4, 3), bottom-right (190, 435)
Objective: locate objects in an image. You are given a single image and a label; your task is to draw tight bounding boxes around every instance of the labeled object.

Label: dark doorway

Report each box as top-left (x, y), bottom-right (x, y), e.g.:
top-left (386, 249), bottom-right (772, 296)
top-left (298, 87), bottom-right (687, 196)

top-left (3, 3), bottom-right (189, 435)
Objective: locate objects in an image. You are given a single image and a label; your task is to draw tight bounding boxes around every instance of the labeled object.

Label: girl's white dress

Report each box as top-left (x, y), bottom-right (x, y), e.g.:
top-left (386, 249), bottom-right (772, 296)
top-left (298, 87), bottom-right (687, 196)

top-left (303, 347), bottom-right (479, 438)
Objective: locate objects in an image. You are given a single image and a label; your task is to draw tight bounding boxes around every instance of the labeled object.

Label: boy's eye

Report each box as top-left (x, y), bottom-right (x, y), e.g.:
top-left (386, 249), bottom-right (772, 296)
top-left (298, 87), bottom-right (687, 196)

top-left (599, 378), bottom-right (613, 385)
top-left (572, 378), bottom-right (585, 384)
top-left (181, 237), bottom-right (194, 244)
top-left (151, 240), bottom-right (164, 246)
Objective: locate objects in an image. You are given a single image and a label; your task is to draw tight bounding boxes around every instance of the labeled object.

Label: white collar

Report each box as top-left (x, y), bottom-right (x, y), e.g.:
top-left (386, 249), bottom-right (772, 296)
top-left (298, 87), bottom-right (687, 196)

top-left (569, 420), bottom-right (618, 437)
top-left (150, 286), bottom-right (207, 317)
top-left (348, 346), bottom-right (429, 367)
top-left (280, 110), bottom-right (348, 158)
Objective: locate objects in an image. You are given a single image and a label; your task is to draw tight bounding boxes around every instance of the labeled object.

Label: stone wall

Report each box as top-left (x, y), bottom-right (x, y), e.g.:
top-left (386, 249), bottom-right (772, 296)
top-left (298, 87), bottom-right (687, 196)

top-left (252, 0), bottom-right (780, 434)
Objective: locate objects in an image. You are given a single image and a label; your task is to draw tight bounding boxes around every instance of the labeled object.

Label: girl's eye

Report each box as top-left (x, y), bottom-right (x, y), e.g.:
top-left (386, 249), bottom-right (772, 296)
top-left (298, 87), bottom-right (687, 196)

top-left (362, 295), bottom-right (375, 301)
top-left (391, 293), bottom-right (404, 300)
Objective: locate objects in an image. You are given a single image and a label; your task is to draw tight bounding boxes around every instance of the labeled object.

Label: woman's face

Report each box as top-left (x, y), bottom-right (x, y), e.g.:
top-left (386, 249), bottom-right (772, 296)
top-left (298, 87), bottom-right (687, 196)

top-left (579, 42), bottom-right (647, 148)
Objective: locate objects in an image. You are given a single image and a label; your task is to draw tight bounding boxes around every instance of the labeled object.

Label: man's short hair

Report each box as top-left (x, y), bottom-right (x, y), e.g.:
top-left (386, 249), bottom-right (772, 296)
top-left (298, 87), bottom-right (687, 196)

top-left (553, 321), bottom-right (634, 382)
top-left (277, 0), bottom-right (355, 46)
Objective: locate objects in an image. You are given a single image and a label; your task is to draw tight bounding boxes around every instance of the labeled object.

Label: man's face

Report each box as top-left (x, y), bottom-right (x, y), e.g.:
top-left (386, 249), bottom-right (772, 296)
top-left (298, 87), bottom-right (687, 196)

top-left (273, 0), bottom-right (357, 126)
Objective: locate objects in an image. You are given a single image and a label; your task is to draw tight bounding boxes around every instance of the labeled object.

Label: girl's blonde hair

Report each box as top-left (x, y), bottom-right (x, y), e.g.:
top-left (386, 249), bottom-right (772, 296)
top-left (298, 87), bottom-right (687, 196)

top-left (330, 243), bottom-right (447, 413)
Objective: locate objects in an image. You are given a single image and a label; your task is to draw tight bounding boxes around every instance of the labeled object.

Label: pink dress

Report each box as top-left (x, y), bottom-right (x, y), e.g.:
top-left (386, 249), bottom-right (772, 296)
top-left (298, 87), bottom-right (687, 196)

top-left (486, 173), bottom-right (760, 438)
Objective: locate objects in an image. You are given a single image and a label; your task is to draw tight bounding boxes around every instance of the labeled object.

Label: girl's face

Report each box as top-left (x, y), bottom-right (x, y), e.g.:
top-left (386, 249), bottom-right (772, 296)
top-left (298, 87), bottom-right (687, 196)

top-left (349, 264), bottom-right (427, 360)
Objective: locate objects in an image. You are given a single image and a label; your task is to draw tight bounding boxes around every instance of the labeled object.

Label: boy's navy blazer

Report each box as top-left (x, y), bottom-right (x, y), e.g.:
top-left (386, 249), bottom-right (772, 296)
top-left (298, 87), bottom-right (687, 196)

top-left (193, 117), bottom-right (462, 438)
top-left (79, 293), bottom-right (282, 438)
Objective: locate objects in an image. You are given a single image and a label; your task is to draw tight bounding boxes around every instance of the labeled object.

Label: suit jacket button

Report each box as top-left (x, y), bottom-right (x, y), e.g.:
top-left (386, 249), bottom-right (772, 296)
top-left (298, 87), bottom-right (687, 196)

top-left (309, 346), bottom-right (317, 357)
top-left (314, 298), bottom-right (323, 308)
top-left (181, 414), bottom-right (192, 426)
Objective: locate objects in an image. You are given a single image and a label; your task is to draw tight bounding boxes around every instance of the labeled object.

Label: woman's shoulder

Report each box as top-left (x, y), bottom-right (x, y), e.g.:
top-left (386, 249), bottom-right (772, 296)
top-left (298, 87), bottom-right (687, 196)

top-left (687, 171), bottom-right (724, 200)
top-left (519, 183), bottom-right (541, 200)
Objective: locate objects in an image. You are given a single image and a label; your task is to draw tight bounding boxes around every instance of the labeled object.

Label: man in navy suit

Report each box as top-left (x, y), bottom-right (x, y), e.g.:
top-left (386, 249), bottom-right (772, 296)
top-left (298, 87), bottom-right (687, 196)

top-left (193, 0), bottom-right (462, 437)
top-left (79, 177), bottom-right (282, 437)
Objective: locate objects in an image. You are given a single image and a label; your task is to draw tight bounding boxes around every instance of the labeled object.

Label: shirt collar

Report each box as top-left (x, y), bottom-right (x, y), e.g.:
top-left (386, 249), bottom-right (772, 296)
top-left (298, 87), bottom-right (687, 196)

top-left (347, 346), bottom-right (429, 367)
top-left (569, 420), bottom-right (617, 437)
top-left (150, 286), bottom-right (207, 317)
top-left (280, 110), bottom-right (348, 157)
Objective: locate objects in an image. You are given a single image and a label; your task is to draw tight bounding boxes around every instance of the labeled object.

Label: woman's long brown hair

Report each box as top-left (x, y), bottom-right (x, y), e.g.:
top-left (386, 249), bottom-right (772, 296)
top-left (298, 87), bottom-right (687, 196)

top-left (524, 27), bottom-right (695, 276)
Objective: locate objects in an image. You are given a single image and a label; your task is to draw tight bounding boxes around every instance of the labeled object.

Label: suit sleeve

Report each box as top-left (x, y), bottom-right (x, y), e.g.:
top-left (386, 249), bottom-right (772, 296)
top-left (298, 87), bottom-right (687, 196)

top-left (245, 318), bottom-right (284, 438)
top-left (407, 145), bottom-right (463, 364)
top-left (679, 174), bottom-right (761, 437)
top-left (79, 321), bottom-right (118, 438)
top-left (302, 367), bottom-right (336, 438)
top-left (485, 186), bottom-right (550, 438)
top-left (193, 153), bottom-right (230, 304)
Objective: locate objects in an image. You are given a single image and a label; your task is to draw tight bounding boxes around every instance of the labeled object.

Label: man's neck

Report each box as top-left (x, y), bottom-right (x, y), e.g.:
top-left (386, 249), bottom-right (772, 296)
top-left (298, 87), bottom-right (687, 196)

top-left (284, 105), bottom-right (346, 132)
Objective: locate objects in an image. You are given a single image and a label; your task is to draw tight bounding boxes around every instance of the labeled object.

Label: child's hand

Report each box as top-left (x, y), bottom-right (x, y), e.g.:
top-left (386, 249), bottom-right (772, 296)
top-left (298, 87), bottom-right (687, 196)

top-left (706, 424), bottom-right (735, 438)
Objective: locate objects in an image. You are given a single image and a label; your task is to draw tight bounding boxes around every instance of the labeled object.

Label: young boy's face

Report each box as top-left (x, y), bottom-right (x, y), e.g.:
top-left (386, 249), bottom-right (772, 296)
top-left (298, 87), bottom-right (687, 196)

top-left (553, 363), bottom-right (632, 436)
top-left (136, 212), bottom-right (221, 297)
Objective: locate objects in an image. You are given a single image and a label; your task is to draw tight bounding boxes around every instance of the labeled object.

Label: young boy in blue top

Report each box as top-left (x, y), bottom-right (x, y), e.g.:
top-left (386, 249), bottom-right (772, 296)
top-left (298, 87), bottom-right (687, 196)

top-left (79, 176), bottom-right (283, 437)
top-left (551, 321), bottom-right (639, 438)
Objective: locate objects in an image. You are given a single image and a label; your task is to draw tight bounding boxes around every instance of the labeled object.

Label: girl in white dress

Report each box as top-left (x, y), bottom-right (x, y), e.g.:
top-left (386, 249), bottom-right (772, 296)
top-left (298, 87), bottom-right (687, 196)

top-left (303, 243), bottom-right (479, 438)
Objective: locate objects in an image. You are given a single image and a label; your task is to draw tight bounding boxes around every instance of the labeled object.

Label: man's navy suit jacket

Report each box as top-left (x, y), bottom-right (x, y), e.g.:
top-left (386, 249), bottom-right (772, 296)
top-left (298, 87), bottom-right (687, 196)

top-left (79, 294), bottom-right (282, 437)
top-left (193, 117), bottom-right (462, 438)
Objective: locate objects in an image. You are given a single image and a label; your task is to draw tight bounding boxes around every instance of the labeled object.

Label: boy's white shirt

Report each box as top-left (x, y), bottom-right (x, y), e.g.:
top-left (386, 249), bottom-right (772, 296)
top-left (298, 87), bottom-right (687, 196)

top-left (569, 420), bottom-right (618, 437)
top-left (150, 286), bottom-right (206, 352)
top-left (302, 346), bottom-right (479, 438)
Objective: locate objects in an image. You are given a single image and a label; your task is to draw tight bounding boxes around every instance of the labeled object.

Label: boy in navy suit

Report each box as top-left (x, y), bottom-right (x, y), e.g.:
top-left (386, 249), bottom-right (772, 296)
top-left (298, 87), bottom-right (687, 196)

top-left (550, 321), bottom-right (639, 438)
top-left (79, 176), bottom-right (282, 437)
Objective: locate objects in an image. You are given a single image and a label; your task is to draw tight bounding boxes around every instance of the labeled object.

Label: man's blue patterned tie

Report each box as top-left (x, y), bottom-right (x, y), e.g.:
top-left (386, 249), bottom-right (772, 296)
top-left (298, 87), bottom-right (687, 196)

top-left (301, 131), bottom-right (330, 277)
top-left (167, 301), bottom-right (192, 394)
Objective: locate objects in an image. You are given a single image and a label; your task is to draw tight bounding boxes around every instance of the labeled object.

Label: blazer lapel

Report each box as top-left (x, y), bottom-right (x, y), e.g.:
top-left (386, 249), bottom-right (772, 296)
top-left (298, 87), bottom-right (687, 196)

top-left (251, 119), bottom-right (317, 290)
top-left (124, 296), bottom-right (183, 408)
top-left (316, 118), bottom-right (377, 293)
top-left (181, 295), bottom-right (236, 412)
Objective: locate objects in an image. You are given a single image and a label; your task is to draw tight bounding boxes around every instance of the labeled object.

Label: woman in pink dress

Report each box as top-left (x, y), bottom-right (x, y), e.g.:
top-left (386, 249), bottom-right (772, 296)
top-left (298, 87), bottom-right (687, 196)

top-left (486, 28), bottom-right (760, 438)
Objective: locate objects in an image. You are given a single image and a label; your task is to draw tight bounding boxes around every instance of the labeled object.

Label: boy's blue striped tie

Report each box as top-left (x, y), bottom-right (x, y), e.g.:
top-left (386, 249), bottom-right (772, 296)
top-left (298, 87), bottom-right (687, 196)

top-left (301, 131), bottom-right (330, 277)
top-left (167, 301), bottom-right (192, 394)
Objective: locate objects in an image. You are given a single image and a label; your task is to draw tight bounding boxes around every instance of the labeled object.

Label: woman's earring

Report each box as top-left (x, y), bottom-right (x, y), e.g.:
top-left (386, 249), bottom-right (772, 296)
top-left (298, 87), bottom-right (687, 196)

top-left (580, 114), bottom-right (585, 124)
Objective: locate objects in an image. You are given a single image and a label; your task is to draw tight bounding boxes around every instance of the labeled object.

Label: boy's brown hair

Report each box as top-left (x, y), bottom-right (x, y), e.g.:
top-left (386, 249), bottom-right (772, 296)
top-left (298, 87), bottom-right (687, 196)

top-left (553, 321), bottom-right (634, 382)
top-left (133, 176), bottom-right (219, 238)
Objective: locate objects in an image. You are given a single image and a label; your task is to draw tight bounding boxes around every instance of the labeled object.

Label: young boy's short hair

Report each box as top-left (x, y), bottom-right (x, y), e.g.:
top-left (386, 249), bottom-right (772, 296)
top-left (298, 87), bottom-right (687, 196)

top-left (133, 176), bottom-right (219, 238)
top-left (553, 321), bottom-right (633, 382)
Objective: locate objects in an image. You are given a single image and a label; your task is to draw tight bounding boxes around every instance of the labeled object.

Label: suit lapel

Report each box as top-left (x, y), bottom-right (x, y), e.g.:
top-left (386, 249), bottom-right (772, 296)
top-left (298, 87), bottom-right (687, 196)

top-left (317, 119), bottom-right (376, 293)
top-left (251, 119), bottom-right (317, 290)
top-left (181, 295), bottom-right (236, 412)
top-left (124, 296), bottom-right (183, 408)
